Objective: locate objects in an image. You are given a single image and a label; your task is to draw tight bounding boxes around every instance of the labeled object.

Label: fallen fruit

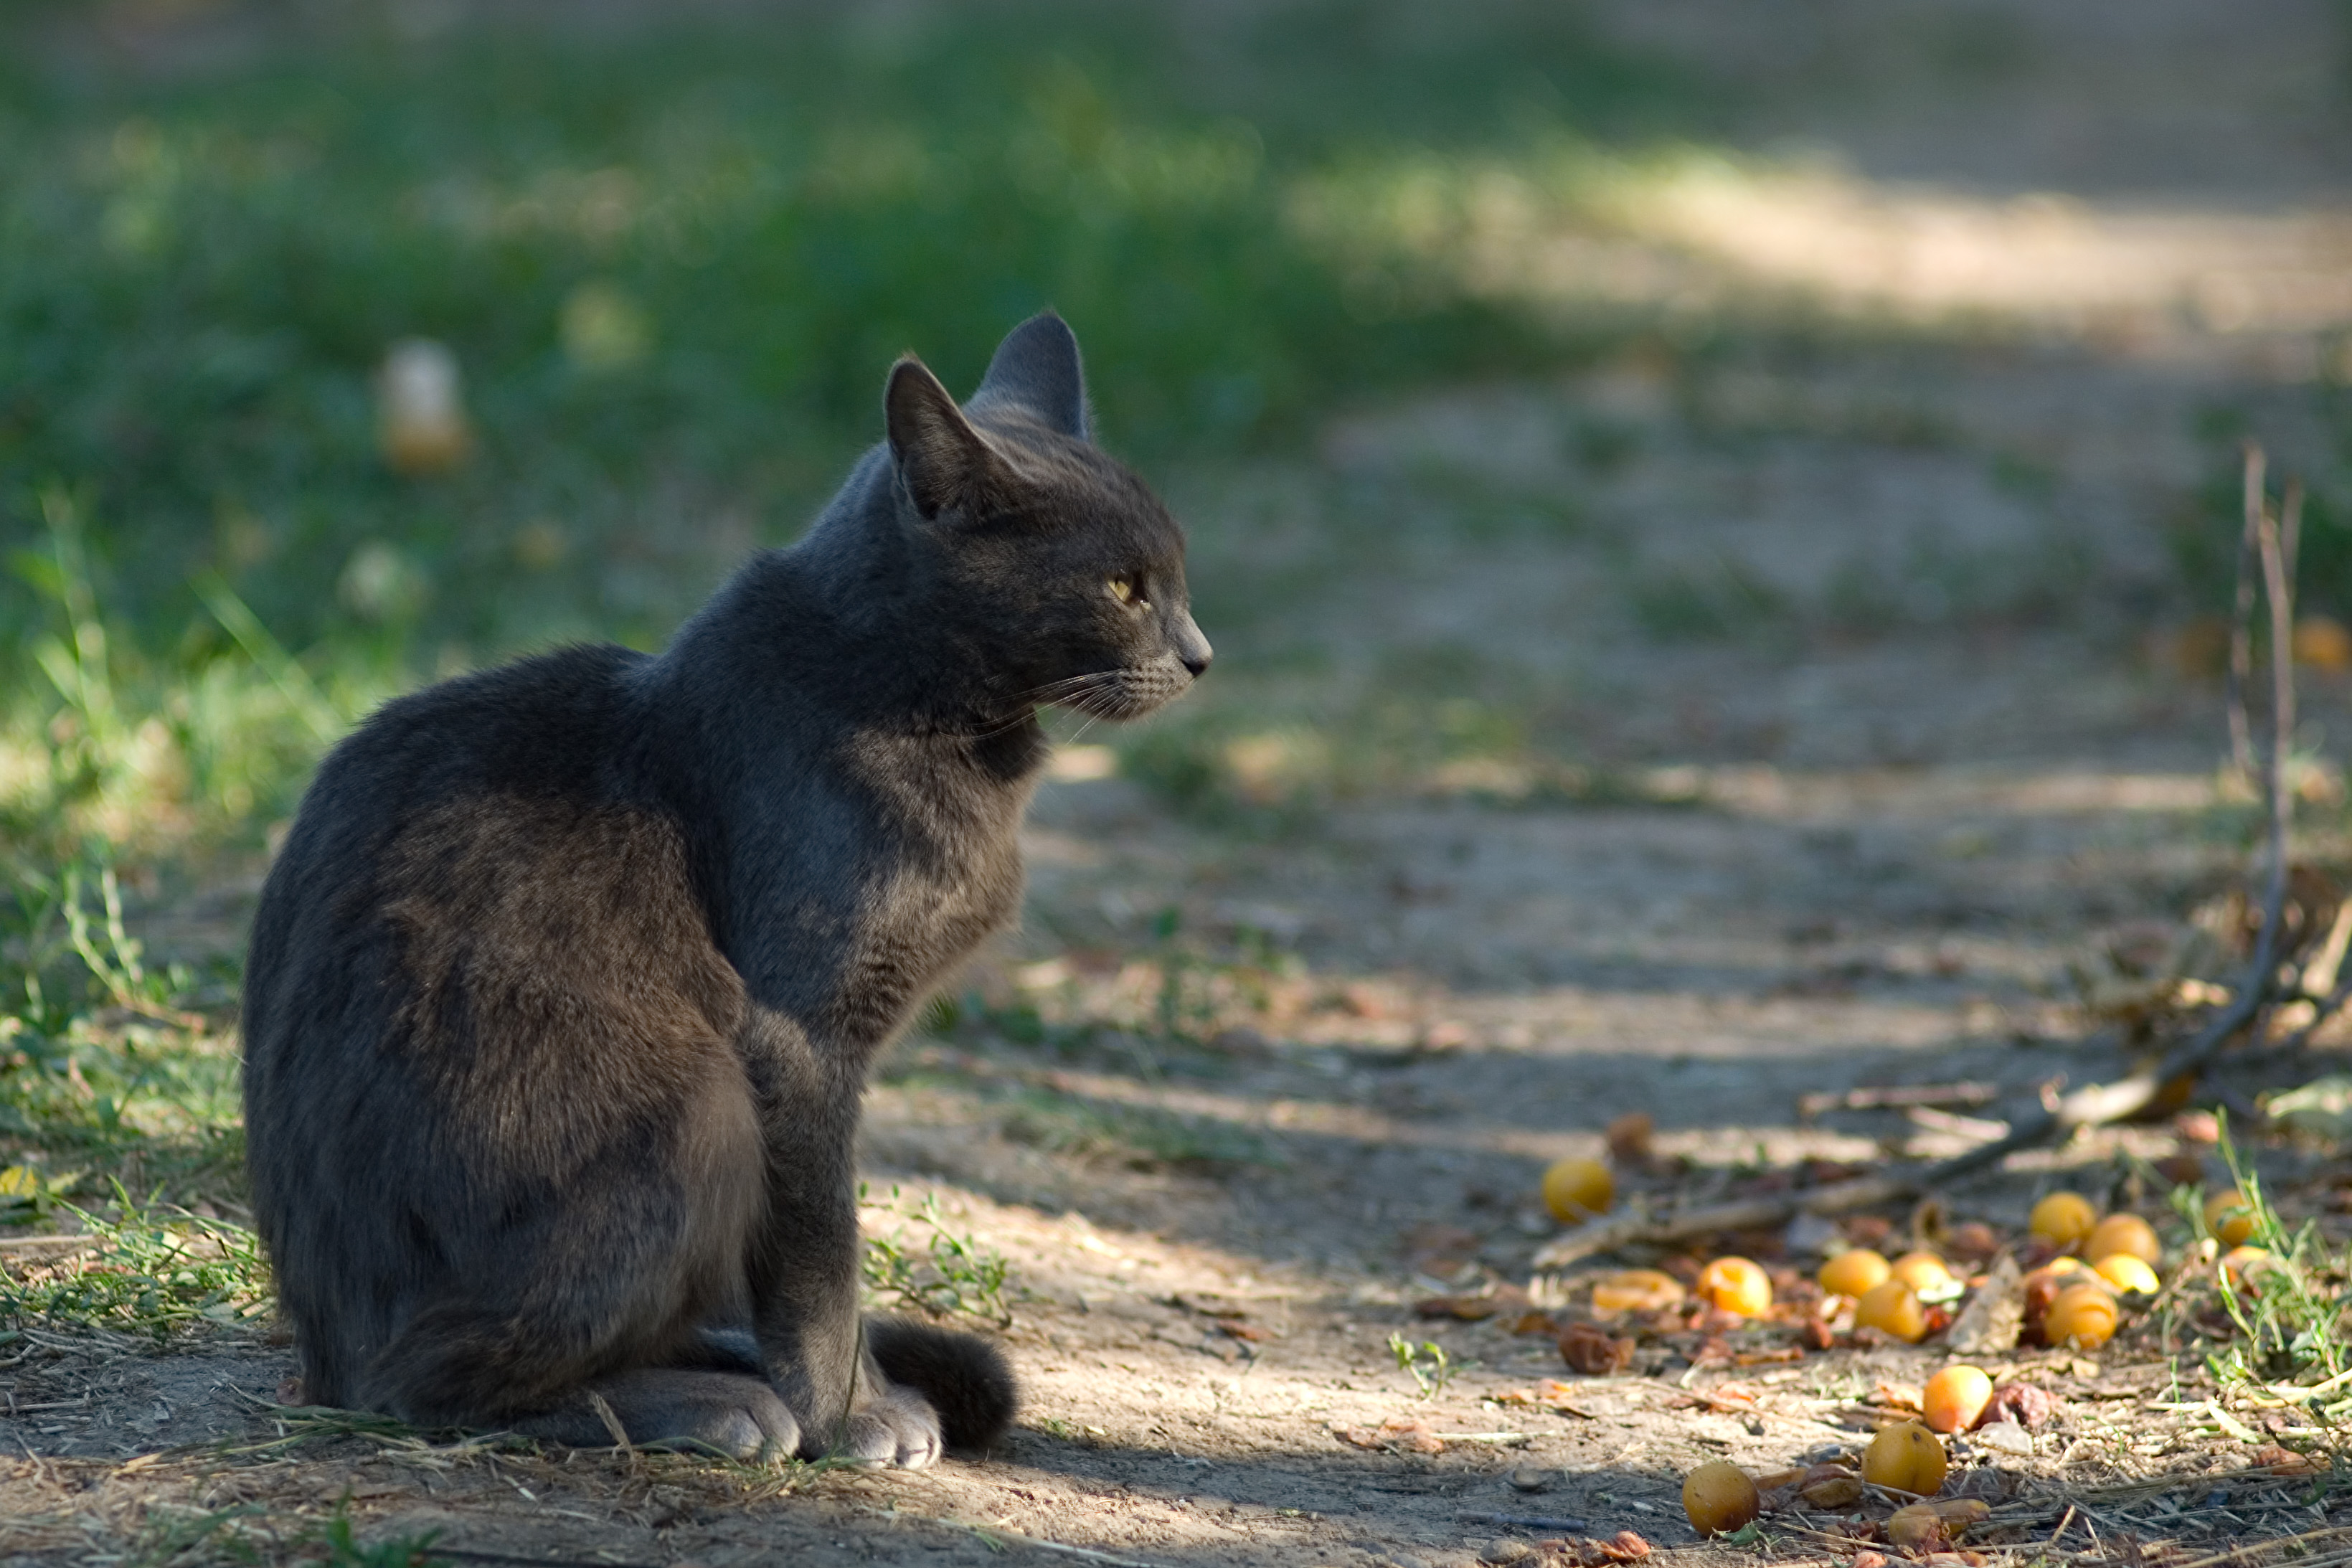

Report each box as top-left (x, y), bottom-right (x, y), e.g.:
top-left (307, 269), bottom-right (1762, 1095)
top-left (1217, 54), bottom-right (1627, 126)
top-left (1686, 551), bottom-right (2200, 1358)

top-left (1795, 1463), bottom-right (1863, 1510)
top-left (1558, 1321), bottom-right (1638, 1375)
top-left (2094, 1253), bottom-right (2161, 1296)
top-left (2030, 1191), bottom-right (2098, 1249)
top-left (1945, 1221), bottom-right (2000, 1263)
top-left (1818, 1247), bottom-right (1892, 1298)
top-left (2205, 1189), bottom-right (2258, 1247)
top-left (1887, 1498), bottom-right (1990, 1550)
top-left (1696, 1256), bottom-right (1772, 1318)
top-left (1681, 1459), bottom-right (1760, 1536)
top-left (1920, 1365), bottom-right (1993, 1434)
top-left (1889, 1250), bottom-right (1957, 1295)
top-left (1590, 1269), bottom-right (1686, 1314)
top-left (2295, 614), bottom-right (2352, 672)
top-left (2044, 1282), bottom-right (2119, 1349)
top-left (1542, 1157), bottom-right (1615, 1223)
top-left (2221, 1245), bottom-right (2283, 1294)
top-left (1861, 1420), bottom-right (1948, 1496)
top-left (1985, 1382), bottom-right (2061, 1428)
top-left (2086, 1213), bottom-right (2160, 1267)
top-left (1853, 1277), bottom-right (1929, 1342)
top-left (377, 339), bottom-right (473, 476)
top-left (2022, 1257), bottom-right (2089, 1326)
top-left (1591, 1529), bottom-right (1653, 1563)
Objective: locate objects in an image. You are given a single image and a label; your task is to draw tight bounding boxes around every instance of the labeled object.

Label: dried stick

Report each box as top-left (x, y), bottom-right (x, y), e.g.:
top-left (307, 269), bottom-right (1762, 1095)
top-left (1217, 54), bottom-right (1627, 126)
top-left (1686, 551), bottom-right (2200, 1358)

top-left (1795, 1082), bottom-right (1998, 1120)
top-left (1536, 448), bottom-right (2302, 1270)
top-left (2225, 445), bottom-right (2264, 775)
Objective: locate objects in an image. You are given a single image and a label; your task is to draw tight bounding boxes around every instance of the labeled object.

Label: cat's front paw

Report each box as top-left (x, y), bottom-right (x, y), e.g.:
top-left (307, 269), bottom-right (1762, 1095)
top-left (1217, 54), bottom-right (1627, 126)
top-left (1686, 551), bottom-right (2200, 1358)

top-left (837, 1385), bottom-right (944, 1468)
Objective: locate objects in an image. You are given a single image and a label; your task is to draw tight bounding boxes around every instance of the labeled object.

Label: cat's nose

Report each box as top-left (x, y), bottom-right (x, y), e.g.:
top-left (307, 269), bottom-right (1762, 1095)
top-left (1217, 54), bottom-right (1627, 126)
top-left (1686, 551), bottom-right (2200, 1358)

top-left (1175, 615), bottom-right (1212, 678)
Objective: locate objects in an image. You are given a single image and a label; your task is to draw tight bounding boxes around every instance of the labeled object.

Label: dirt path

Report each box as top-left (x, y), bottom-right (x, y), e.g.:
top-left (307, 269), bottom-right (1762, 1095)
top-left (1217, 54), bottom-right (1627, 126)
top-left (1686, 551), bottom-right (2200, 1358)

top-left (11, 3), bottom-right (2352, 1565)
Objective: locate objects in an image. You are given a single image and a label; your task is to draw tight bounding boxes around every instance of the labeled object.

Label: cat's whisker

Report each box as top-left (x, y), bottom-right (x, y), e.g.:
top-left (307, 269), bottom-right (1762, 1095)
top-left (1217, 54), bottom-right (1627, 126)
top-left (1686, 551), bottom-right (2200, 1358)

top-left (1021, 674), bottom-right (1118, 706)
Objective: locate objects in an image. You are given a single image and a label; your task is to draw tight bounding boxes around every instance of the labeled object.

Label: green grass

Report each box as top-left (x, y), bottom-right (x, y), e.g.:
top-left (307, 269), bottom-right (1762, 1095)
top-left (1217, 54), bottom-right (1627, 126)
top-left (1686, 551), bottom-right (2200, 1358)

top-left (2180, 1123), bottom-right (2352, 1399)
top-left (0, 1), bottom-right (1709, 676)
top-left (0, 1185), bottom-right (272, 1341)
top-left (1386, 1331), bottom-right (1460, 1400)
top-left (859, 1186), bottom-right (1015, 1326)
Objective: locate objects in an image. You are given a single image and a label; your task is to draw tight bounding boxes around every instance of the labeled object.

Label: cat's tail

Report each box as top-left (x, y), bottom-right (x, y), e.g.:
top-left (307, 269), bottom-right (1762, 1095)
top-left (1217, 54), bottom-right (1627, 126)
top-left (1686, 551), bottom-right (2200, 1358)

top-left (864, 1315), bottom-right (1019, 1451)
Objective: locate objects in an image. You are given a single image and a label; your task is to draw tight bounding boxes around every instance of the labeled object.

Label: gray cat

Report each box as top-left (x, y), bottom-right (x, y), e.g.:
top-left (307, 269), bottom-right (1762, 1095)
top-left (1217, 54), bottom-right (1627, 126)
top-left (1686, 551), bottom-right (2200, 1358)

top-left (240, 313), bottom-right (1209, 1464)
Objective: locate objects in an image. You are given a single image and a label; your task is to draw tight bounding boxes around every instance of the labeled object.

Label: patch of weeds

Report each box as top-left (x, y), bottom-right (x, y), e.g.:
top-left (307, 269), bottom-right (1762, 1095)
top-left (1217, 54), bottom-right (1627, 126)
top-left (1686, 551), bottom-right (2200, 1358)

top-left (126, 1503), bottom-right (272, 1568)
top-left (1386, 1331), bottom-right (1460, 1400)
top-left (0, 1184), bottom-right (273, 1341)
top-left (1628, 551), bottom-right (1787, 641)
top-left (312, 1504), bottom-right (448, 1568)
top-left (2174, 431), bottom-right (2352, 623)
top-left (1819, 534), bottom-right (2096, 634)
top-left (1990, 450), bottom-right (2059, 501)
top-left (859, 1186), bottom-right (1014, 1326)
top-left (2179, 1120), bottom-right (2350, 1394)
top-left (1569, 417), bottom-right (1643, 476)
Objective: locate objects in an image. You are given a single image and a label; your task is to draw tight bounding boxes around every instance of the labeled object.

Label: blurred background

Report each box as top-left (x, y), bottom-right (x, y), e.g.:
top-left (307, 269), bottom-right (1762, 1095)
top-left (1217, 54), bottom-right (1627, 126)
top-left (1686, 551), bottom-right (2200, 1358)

top-left (4, 0), bottom-right (2344, 881)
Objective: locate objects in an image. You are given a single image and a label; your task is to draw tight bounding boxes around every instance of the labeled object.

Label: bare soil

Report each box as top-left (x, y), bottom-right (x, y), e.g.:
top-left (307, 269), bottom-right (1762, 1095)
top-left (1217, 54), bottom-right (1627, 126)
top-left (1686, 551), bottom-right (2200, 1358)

top-left (11, 3), bottom-right (2352, 1565)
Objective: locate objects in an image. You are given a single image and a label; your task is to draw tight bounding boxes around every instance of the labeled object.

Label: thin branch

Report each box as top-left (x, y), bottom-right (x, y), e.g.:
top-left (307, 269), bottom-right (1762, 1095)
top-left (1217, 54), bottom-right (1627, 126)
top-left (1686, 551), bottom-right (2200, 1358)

top-left (2226, 443), bottom-right (2265, 775)
top-left (1795, 1082), bottom-right (1997, 1120)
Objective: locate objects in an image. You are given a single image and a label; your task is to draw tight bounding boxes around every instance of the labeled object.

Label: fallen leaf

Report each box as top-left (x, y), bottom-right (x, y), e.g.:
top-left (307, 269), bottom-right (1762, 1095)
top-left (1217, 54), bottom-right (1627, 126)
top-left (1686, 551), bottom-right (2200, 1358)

top-left (1332, 1416), bottom-right (1446, 1454)
top-left (1575, 1530), bottom-right (1651, 1564)
top-left (1795, 1465), bottom-right (1864, 1509)
top-left (1420, 1294), bottom-right (1504, 1321)
top-left (1945, 1253), bottom-right (2023, 1355)
top-left (2251, 1442), bottom-right (2319, 1475)
top-left (1605, 1113), bottom-right (1654, 1165)
top-left (1886, 1498), bottom-right (1987, 1553)
top-left (1875, 1380), bottom-right (1924, 1413)
top-left (1217, 1321), bottom-right (1270, 1343)
top-left (1887, 1503), bottom-right (1952, 1551)
top-left (1493, 1379), bottom-right (1594, 1417)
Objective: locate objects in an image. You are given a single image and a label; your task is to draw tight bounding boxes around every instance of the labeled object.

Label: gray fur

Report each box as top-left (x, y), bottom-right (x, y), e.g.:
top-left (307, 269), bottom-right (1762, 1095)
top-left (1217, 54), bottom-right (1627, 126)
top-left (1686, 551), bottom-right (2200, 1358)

top-left (240, 313), bottom-right (1207, 1463)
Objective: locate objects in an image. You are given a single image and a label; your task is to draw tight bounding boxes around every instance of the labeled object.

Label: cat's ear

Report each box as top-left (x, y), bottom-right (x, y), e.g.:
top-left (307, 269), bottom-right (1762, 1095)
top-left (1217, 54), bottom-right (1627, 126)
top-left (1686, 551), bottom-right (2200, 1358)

top-left (886, 356), bottom-right (1001, 519)
top-left (968, 310), bottom-right (1088, 439)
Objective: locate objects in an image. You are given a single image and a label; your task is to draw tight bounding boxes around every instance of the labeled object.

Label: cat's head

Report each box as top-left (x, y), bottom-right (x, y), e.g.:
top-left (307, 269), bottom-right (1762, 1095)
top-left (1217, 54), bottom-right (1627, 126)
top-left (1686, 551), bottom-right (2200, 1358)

top-left (883, 312), bottom-right (1209, 722)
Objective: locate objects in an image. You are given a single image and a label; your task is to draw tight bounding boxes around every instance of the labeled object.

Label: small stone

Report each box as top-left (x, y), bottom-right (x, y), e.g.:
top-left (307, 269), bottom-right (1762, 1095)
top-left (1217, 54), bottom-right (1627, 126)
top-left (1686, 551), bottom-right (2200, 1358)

top-left (1973, 1420), bottom-right (2034, 1456)
top-left (1508, 1465), bottom-right (1552, 1493)
top-left (1479, 1541), bottom-right (1534, 1566)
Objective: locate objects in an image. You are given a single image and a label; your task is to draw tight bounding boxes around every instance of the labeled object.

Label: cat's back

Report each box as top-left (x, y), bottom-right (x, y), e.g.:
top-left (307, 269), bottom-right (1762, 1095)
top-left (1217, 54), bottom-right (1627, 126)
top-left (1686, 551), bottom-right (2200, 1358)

top-left (280, 641), bottom-right (647, 860)
top-left (242, 641), bottom-right (740, 1100)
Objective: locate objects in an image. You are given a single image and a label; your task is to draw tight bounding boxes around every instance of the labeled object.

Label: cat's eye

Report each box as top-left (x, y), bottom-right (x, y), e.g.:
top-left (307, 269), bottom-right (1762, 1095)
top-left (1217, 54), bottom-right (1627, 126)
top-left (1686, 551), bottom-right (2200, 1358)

top-left (1108, 575), bottom-right (1143, 608)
